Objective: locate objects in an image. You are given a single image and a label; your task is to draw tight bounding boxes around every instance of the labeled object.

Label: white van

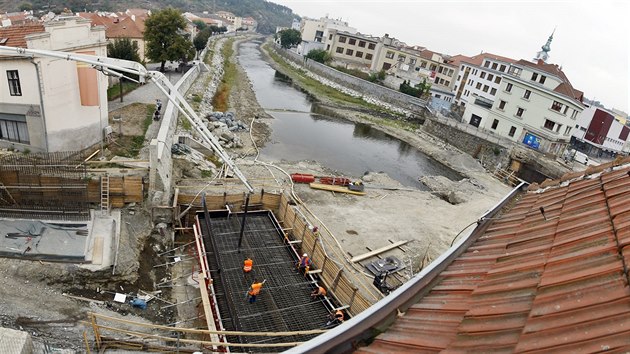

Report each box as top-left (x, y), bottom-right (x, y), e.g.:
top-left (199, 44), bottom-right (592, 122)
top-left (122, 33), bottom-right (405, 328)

top-left (574, 151), bottom-right (589, 165)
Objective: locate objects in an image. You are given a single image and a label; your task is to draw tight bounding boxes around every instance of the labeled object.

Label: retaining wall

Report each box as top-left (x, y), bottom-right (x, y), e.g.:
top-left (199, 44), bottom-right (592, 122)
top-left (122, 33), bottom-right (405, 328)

top-left (149, 64), bottom-right (201, 204)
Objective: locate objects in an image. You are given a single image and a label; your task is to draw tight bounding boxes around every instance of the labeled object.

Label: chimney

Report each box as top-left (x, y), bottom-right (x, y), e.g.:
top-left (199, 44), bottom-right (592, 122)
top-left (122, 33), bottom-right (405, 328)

top-left (537, 59), bottom-right (544, 65)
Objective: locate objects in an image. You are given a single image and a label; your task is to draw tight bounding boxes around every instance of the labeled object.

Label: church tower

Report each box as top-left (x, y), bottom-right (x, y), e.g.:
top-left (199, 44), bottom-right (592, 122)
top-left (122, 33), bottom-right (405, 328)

top-left (534, 29), bottom-right (555, 63)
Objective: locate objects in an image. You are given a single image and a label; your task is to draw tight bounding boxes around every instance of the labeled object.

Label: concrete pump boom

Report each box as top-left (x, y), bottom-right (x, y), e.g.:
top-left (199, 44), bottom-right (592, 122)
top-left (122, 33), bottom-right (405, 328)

top-left (0, 45), bottom-right (254, 193)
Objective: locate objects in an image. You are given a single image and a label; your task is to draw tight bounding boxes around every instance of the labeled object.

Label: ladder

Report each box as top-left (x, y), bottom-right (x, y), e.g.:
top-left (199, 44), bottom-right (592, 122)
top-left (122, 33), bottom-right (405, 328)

top-left (100, 175), bottom-right (110, 215)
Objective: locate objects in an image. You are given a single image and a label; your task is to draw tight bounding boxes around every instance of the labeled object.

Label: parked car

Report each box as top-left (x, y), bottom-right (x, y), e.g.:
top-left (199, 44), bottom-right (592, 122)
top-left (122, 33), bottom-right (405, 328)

top-left (574, 151), bottom-right (589, 165)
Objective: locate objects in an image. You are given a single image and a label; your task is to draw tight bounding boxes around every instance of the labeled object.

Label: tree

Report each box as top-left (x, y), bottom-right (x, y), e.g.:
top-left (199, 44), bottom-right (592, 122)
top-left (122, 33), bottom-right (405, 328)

top-left (144, 8), bottom-right (195, 71)
top-left (278, 29), bottom-right (301, 49)
top-left (305, 49), bottom-right (331, 64)
top-left (18, 2), bottom-right (32, 11)
top-left (192, 20), bottom-right (207, 31)
top-left (107, 38), bottom-right (141, 63)
top-left (193, 29), bottom-right (211, 53)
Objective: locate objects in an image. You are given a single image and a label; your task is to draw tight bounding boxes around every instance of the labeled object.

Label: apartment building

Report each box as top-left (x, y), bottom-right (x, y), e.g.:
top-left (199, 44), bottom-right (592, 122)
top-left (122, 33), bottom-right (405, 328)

top-left (78, 12), bottom-right (148, 61)
top-left (299, 16), bottom-right (356, 44)
top-left (0, 18), bottom-right (108, 152)
top-left (325, 29), bottom-right (378, 70)
top-left (451, 53), bottom-right (516, 108)
top-left (463, 58), bottom-right (584, 156)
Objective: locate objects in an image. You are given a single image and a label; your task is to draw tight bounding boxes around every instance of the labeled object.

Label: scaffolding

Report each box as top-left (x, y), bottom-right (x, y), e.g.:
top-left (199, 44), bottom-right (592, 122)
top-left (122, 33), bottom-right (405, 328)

top-left (198, 210), bottom-right (331, 351)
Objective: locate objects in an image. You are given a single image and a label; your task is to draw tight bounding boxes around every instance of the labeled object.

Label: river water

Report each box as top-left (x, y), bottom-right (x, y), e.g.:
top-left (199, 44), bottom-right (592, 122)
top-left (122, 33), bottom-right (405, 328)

top-left (237, 41), bottom-right (460, 189)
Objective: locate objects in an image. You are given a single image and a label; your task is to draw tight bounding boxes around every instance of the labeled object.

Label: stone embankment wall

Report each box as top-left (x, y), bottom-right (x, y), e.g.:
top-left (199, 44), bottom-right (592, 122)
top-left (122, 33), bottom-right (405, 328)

top-left (273, 46), bottom-right (429, 116)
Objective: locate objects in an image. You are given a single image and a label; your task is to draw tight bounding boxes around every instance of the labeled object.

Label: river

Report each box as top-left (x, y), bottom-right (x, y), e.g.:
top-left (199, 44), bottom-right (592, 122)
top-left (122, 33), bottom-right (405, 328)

top-left (237, 40), bottom-right (460, 189)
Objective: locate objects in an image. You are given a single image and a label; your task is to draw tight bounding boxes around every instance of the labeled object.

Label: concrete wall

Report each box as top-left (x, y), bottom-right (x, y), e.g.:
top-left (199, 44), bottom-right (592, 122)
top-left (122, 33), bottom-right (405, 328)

top-left (149, 64), bottom-right (200, 204)
top-left (274, 46), bottom-right (429, 114)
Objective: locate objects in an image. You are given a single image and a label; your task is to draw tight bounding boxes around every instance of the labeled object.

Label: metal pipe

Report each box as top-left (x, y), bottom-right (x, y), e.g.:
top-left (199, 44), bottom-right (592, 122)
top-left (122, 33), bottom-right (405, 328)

top-left (237, 193), bottom-right (250, 252)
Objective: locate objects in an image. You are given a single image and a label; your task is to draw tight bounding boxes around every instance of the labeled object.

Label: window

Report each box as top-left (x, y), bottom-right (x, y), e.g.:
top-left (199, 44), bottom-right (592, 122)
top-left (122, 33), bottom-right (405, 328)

top-left (490, 88), bottom-right (497, 95)
top-left (365, 53), bottom-right (373, 60)
top-left (492, 63), bottom-right (498, 70)
top-left (516, 107), bottom-right (524, 117)
top-left (539, 75), bottom-right (546, 84)
top-left (445, 80), bottom-right (450, 86)
top-left (329, 34), bottom-right (333, 40)
top-left (382, 62), bottom-right (391, 70)
top-left (0, 115), bottom-right (29, 144)
top-left (348, 38), bottom-right (356, 45)
top-left (336, 47), bottom-right (344, 53)
top-left (339, 36), bottom-right (346, 43)
top-left (345, 49), bottom-right (353, 55)
top-left (326, 44), bottom-right (330, 50)
top-left (551, 101), bottom-right (563, 112)
top-left (385, 51), bottom-right (394, 59)
top-left (7, 70), bottom-right (21, 96)
top-left (482, 85), bottom-right (489, 92)
top-left (430, 64), bottom-right (437, 71)
top-left (505, 83), bottom-right (513, 92)
top-left (398, 54), bottom-right (406, 62)
top-left (499, 64), bottom-right (506, 72)
top-left (476, 82), bottom-right (482, 89)
top-left (564, 126), bottom-right (572, 135)
top-left (523, 90), bottom-right (531, 99)
top-left (563, 105), bottom-right (569, 115)
top-left (358, 40), bottom-right (366, 47)
top-left (498, 100), bottom-right (506, 110)
top-left (531, 72), bottom-right (538, 81)
top-left (484, 61), bottom-right (490, 68)
top-left (487, 74), bottom-right (494, 81)
top-left (508, 66), bottom-right (522, 76)
top-left (544, 119), bottom-right (556, 130)
top-left (410, 58), bottom-right (417, 65)
top-left (355, 51), bottom-right (363, 58)
top-left (494, 77), bottom-right (501, 84)
top-left (368, 43), bottom-right (375, 49)
top-left (491, 119), bottom-right (499, 130)
top-left (420, 61), bottom-right (427, 68)
top-left (509, 126), bottom-right (517, 137)
top-left (571, 110), bottom-right (578, 119)
top-left (457, 75), bottom-right (461, 81)
top-left (480, 72), bottom-right (486, 79)
top-left (468, 79), bottom-right (473, 85)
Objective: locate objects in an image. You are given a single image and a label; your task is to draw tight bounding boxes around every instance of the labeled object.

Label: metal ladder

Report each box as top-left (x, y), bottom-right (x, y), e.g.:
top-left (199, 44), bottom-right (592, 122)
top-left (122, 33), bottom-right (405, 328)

top-left (100, 175), bottom-right (110, 215)
top-left (0, 182), bottom-right (17, 206)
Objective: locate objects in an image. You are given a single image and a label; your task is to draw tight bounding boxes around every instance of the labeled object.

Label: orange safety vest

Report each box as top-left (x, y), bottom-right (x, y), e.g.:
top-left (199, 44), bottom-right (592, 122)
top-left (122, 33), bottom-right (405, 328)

top-left (317, 286), bottom-right (327, 296)
top-left (299, 256), bottom-right (311, 267)
top-left (243, 259), bottom-right (253, 272)
top-left (249, 282), bottom-right (263, 296)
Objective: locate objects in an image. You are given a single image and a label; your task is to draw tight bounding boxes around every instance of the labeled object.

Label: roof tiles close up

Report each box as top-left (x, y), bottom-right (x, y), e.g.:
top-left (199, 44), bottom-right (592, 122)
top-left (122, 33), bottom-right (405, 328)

top-left (356, 166), bottom-right (630, 353)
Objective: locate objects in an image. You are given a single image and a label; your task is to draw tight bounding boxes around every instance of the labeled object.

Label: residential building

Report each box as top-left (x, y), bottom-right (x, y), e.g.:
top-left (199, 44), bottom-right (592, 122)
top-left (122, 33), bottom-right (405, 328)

top-left (461, 36), bottom-right (584, 156)
top-left (572, 104), bottom-right (629, 156)
top-left (325, 29), bottom-right (379, 70)
top-left (77, 12), bottom-right (147, 61)
top-left (451, 52), bottom-right (516, 108)
top-left (241, 17), bottom-right (257, 32)
top-left (299, 16), bottom-right (356, 44)
top-left (215, 11), bottom-right (241, 31)
top-left (0, 18), bottom-right (108, 152)
top-left (1, 11), bottom-right (37, 27)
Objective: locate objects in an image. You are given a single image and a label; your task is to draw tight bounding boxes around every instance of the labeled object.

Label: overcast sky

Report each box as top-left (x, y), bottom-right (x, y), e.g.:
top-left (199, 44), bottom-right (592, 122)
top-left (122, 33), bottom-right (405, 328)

top-left (271, 0), bottom-right (629, 113)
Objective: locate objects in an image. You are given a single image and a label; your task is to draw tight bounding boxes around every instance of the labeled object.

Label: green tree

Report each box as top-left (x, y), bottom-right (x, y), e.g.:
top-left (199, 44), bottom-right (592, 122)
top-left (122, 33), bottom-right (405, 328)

top-left (305, 49), bottom-right (331, 64)
top-left (278, 29), bottom-right (301, 49)
top-left (144, 8), bottom-right (195, 71)
top-left (192, 19), bottom-right (207, 31)
top-left (193, 29), bottom-right (211, 52)
top-left (107, 38), bottom-right (141, 63)
top-left (18, 2), bottom-right (32, 11)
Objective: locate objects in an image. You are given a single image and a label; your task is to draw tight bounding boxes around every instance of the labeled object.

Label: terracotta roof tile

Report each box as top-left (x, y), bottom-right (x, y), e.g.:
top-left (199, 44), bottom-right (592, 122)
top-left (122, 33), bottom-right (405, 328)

top-left (0, 24), bottom-right (45, 48)
top-left (357, 164), bottom-right (630, 353)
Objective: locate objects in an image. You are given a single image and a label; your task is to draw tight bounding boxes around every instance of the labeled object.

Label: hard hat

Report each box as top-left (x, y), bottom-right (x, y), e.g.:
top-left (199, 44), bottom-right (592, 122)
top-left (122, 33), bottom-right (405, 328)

top-left (303, 253), bottom-right (308, 257)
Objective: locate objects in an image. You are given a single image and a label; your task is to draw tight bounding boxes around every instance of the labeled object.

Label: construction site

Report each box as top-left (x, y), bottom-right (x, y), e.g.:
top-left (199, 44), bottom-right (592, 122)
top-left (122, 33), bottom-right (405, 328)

top-left (0, 35), bottom-right (521, 352)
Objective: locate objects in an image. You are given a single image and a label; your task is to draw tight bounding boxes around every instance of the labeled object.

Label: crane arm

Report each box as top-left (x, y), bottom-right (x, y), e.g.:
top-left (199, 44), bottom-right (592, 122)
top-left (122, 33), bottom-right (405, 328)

top-left (0, 45), bottom-right (254, 193)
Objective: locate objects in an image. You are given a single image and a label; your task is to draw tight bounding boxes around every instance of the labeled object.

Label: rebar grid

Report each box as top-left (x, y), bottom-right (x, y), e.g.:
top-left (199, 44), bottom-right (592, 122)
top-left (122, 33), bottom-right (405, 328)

top-left (199, 211), bottom-right (330, 350)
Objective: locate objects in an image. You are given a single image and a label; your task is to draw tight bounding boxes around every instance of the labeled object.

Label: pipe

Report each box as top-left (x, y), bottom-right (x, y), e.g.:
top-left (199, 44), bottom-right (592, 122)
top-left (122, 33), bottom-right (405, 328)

top-left (30, 58), bottom-right (49, 152)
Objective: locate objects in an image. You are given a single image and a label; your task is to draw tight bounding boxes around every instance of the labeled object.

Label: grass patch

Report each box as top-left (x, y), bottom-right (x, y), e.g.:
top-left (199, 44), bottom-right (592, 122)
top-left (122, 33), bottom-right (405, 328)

top-left (143, 104), bottom-right (154, 132)
top-left (332, 65), bottom-right (371, 81)
top-left (212, 39), bottom-right (236, 112)
top-left (180, 116), bottom-right (192, 131)
top-left (107, 81), bottom-right (140, 101)
top-left (201, 170), bottom-right (213, 178)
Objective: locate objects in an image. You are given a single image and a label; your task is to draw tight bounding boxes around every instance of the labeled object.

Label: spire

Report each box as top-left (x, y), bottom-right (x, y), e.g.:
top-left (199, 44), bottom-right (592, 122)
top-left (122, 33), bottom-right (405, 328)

top-left (534, 28), bottom-right (555, 64)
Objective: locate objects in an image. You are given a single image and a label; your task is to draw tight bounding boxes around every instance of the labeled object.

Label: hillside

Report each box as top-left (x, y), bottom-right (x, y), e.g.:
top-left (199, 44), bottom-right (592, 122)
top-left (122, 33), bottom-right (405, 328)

top-left (2, 0), bottom-right (297, 34)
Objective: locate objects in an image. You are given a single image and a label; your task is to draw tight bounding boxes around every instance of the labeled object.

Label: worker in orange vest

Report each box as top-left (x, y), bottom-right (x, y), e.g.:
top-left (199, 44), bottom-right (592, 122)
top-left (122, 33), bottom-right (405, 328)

top-left (243, 258), bottom-right (253, 273)
top-left (248, 279), bottom-right (265, 303)
top-left (325, 309), bottom-right (345, 327)
top-left (297, 253), bottom-right (312, 273)
top-left (311, 285), bottom-right (327, 299)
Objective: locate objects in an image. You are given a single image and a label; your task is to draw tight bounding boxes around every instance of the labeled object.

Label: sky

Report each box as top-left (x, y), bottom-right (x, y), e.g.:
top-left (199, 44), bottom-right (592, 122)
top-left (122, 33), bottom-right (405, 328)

top-left (271, 0), bottom-right (630, 113)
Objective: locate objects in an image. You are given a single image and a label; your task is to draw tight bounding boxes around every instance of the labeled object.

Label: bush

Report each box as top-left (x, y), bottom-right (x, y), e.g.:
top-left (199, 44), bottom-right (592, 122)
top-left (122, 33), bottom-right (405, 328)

top-left (305, 49), bottom-right (331, 64)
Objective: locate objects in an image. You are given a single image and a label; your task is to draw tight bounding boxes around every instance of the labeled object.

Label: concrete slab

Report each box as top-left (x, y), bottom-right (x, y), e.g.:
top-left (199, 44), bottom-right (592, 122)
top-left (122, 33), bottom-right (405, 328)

top-left (81, 209), bottom-right (120, 271)
top-left (0, 327), bottom-right (33, 354)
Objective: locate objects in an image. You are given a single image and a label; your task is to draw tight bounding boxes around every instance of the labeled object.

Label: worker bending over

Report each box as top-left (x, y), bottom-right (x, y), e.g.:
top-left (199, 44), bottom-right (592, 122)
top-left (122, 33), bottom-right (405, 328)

top-left (311, 285), bottom-right (327, 299)
top-left (243, 258), bottom-right (253, 273)
top-left (325, 309), bottom-right (345, 327)
top-left (297, 253), bottom-right (312, 273)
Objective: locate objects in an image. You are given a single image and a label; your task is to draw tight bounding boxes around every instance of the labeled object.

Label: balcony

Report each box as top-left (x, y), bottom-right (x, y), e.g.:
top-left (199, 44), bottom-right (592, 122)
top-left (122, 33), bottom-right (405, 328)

top-left (473, 96), bottom-right (494, 109)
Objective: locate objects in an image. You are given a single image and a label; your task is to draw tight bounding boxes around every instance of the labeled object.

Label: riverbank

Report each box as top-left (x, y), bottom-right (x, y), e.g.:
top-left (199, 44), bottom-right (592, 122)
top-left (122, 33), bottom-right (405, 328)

top-left (221, 37), bottom-right (511, 292)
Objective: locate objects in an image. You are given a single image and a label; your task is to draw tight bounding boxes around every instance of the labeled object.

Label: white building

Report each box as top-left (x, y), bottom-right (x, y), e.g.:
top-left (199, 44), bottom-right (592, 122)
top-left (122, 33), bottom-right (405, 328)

top-left (299, 16), bottom-right (356, 44)
top-left (573, 105), bottom-right (630, 156)
top-left (0, 18), bottom-right (109, 152)
top-left (451, 52), bottom-right (516, 108)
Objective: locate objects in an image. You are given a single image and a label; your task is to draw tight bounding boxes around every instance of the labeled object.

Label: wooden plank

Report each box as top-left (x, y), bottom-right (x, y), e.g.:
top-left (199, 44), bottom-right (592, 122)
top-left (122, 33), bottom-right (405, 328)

top-left (309, 183), bottom-right (366, 195)
top-left (91, 237), bottom-right (104, 265)
top-left (350, 240), bottom-right (409, 263)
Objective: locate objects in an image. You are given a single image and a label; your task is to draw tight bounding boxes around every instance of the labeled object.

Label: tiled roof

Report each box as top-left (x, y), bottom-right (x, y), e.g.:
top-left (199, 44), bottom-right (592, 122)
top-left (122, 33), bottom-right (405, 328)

top-left (515, 59), bottom-right (583, 103)
top-left (0, 24), bottom-right (45, 48)
top-left (356, 159), bottom-right (630, 353)
top-left (77, 13), bottom-right (144, 39)
top-left (455, 52), bottom-right (517, 67)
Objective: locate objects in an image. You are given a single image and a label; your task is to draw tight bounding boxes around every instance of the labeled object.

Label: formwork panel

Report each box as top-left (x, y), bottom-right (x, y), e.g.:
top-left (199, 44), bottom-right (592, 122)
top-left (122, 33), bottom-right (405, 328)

top-left (198, 210), bottom-right (330, 350)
